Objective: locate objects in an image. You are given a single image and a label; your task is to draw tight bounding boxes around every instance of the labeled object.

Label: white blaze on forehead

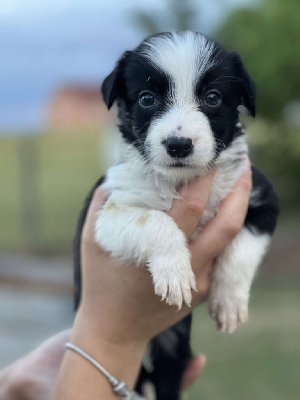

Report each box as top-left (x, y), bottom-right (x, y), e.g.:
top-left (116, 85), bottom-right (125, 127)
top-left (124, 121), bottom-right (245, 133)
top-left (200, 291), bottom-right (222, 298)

top-left (141, 32), bottom-right (215, 105)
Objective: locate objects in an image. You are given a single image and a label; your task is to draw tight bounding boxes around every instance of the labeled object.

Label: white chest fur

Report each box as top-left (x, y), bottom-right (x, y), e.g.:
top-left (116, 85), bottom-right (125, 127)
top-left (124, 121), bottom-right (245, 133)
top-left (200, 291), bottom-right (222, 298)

top-left (103, 135), bottom-right (249, 228)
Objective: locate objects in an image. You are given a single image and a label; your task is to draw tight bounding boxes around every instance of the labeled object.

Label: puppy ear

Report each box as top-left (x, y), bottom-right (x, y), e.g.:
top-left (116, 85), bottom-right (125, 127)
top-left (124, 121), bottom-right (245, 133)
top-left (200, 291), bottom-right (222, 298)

top-left (101, 51), bottom-right (131, 110)
top-left (231, 51), bottom-right (256, 117)
top-left (101, 69), bottom-right (118, 110)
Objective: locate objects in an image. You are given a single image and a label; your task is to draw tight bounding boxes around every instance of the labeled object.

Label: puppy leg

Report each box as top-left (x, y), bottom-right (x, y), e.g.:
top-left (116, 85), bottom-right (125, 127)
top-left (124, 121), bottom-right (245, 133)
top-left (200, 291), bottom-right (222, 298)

top-left (95, 204), bottom-right (196, 308)
top-left (150, 315), bottom-right (192, 400)
top-left (209, 227), bottom-right (270, 333)
top-left (135, 316), bottom-right (192, 400)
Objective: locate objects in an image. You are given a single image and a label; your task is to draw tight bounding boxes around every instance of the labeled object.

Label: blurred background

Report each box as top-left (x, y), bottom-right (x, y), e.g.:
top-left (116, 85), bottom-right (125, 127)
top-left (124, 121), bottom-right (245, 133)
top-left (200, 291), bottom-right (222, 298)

top-left (0, 0), bottom-right (299, 398)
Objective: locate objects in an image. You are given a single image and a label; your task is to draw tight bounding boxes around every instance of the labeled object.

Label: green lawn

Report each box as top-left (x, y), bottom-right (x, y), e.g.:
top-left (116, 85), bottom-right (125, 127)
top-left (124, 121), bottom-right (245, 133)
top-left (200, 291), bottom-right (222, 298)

top-left (189, 276), bottom-right (300, 400)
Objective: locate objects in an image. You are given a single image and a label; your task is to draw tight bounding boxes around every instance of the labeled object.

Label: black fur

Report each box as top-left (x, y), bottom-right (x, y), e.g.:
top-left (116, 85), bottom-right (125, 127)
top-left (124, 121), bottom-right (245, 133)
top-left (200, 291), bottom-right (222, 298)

top-left (136, 315), bottom-right (192, 399)
top-left (73, 176), bottom-right (105, 309)
top-left (246, 167), bottom-right (279, 235)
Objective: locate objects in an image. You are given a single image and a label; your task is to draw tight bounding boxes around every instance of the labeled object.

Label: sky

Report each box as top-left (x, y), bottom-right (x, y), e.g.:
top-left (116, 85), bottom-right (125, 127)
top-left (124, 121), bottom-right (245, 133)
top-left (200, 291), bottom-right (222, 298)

top-left (0, 0), bottom-right (256, 132)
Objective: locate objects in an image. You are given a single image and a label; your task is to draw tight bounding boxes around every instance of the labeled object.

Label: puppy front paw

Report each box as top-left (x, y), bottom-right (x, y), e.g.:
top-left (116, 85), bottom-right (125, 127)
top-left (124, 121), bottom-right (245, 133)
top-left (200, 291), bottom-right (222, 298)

top-left (209, 290), bottom-right (248, 333)
top-left (150, 257), bottom-right (196, 309)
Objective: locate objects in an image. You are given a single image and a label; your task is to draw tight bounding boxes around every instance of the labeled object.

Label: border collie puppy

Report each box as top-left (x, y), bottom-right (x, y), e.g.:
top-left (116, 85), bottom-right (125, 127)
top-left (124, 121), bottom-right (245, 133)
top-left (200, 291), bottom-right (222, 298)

top-left (74, 31), bottom-right (279, 399)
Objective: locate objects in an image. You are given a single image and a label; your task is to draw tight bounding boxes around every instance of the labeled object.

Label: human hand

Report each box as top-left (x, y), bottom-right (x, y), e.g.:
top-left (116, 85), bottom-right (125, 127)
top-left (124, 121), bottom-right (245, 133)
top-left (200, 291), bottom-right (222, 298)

top-left (55, 163), bottom-right (251, 398)
top-left (0, 330), bottom-right (204, 400)
top-left (0, 330), bottom-right (71, 400)
top-left (77, 165), bottom-right (252, 344)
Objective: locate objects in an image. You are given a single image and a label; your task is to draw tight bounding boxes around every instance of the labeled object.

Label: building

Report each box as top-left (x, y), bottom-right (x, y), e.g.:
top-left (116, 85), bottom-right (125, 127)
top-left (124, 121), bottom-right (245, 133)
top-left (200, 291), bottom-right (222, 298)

top-left (47, 85), bottom-right (113, 129)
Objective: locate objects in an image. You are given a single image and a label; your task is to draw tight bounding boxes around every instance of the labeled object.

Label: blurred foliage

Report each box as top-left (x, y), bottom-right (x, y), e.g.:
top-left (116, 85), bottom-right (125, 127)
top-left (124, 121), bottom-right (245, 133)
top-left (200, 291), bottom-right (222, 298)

top-left (136, 0), bottom-right (300, 121)
top-left (216, 0), bottom-right (300, 212)
top-left (133, 0), bottom-right (199, 34)
top-left (248, 120), bottom-right (300, 212)
top-left (0, 130), bottom-right (106, 254)
top-left (216, 0), bottom-right (300, 121)
top-left (134, 0), bottom-right (300, 212)
top-left (135, 0), bottom-right (300, 121)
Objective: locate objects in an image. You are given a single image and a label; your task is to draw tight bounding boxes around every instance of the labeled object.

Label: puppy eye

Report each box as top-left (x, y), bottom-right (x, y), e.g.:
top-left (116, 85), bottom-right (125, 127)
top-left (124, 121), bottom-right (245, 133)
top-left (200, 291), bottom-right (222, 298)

top-left (139, 92), bottom-right (155, 107)
top-left (205, 90), bottom-right (222, 107)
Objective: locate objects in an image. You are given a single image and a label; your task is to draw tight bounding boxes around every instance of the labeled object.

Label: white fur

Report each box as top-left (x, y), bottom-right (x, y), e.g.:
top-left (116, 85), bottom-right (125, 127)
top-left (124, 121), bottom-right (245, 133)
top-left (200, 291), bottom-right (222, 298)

top-left (95, 133), bottom-right (270, 322)
top-left (250, 187), bottom-right (263, 207)
top-left (95, 201), bottom-right (196, 308)
top-left (95, 133), bottom-right (269, 329)
top-left (146, 105), bottom-right (216, 179)
top-left (209, 228), bottom-right (270, 333)
top-left (142, 32), bottom-right (217, 178)
top-left (142, 382), bottom-right (156, 400)
top-left (142, 32), bottom-right (215, 106)
top-left (197, 135), bottom-right (250, 230)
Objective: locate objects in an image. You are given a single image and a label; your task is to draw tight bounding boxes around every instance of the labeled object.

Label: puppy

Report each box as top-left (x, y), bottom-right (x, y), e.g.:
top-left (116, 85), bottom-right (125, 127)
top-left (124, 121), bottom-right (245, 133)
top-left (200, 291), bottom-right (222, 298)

top-left (74, 31), bottom-right (279, 400)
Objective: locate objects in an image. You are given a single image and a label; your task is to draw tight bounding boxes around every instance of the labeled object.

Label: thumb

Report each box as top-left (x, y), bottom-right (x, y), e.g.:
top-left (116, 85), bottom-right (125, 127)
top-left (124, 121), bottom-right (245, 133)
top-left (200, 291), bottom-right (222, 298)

top-left (180, 355), bottom-right (207, 392)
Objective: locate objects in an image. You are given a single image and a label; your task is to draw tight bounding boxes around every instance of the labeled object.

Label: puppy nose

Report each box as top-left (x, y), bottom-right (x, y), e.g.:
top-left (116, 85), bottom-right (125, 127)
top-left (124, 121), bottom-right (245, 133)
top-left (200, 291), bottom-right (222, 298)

top-left (165, 136), bottom-right (194, 158)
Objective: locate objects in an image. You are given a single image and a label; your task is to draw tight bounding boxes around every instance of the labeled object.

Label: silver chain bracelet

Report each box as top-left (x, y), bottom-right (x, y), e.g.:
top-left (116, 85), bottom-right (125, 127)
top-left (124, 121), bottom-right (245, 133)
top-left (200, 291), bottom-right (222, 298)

top-left (65, 342), bottom-right (145, 399)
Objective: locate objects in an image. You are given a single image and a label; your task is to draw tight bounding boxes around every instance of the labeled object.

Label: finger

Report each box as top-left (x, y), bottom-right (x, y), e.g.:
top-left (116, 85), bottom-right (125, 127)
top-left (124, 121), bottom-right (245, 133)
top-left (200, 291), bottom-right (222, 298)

top-left (82, 186), bottom-right (107, 241)
top-left (86, 186), bottom-right (107, 220)
top-left (29, 329), bottom-right (72, 367)
top-left (180, 355), bottom-right (207, 392)
top-left (191, 167), bottom-right (252, 263)
top-left (33, 329), bottom-right (71, 354)
top-left (168, 168), bottom-right (216, 239)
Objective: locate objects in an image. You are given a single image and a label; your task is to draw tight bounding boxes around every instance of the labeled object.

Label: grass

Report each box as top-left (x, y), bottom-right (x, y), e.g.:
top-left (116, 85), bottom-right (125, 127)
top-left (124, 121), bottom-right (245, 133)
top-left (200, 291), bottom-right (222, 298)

top-left (189, 275), bottom-right (300, 400)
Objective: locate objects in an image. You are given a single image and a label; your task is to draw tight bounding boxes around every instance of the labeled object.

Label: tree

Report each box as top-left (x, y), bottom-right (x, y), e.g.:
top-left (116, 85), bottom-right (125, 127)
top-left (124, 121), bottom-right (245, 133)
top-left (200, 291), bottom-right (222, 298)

top-left (133, 0), bottom-right (199, 35)
top-left (215, 0), bottom-right (300, 120)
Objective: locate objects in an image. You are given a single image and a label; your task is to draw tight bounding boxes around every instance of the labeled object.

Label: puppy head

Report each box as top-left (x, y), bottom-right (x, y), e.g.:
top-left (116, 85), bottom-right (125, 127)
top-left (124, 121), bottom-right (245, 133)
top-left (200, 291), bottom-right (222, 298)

top-left (102, 31), bottom-right (255, 179)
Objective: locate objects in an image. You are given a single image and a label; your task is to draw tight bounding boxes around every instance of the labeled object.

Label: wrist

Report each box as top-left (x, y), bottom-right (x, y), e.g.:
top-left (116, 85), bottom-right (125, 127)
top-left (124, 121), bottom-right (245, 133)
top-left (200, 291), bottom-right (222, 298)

top-left (71, 310), bottom-right (147, 389)
top-left (55, 311), bottom-right (147, 398)
top-left (77, 296), bottom-right (152, 345)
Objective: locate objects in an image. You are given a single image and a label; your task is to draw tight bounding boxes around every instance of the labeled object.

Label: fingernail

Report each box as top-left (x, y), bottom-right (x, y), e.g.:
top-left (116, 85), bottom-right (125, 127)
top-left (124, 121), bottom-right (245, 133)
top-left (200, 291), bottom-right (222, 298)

top-left (198, 354), bottom-right (207, 366)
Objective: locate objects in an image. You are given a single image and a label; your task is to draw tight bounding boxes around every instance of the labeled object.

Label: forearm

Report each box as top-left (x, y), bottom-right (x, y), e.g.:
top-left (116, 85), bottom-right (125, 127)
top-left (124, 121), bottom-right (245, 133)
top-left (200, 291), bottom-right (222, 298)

top-left (54, 311), bottom-right (147, 400)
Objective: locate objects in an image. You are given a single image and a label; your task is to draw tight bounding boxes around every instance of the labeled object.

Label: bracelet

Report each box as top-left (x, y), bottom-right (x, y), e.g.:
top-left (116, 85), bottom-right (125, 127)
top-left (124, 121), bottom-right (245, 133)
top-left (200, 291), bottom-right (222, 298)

top-left (65, 342), bottom-right (145, 400)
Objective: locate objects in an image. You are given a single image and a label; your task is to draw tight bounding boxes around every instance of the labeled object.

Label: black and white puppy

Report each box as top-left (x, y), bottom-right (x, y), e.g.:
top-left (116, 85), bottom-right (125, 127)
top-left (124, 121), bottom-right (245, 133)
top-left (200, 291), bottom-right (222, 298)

top-left (74, 31), bottom-right (279, 399)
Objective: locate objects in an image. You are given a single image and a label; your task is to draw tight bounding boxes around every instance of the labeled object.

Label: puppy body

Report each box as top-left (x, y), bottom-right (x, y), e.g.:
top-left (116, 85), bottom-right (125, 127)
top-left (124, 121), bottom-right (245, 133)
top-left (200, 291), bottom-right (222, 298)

top-left (97, 133), bottom-right (255, 317)
top-left (74, 31), bottom-right (279, 399)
